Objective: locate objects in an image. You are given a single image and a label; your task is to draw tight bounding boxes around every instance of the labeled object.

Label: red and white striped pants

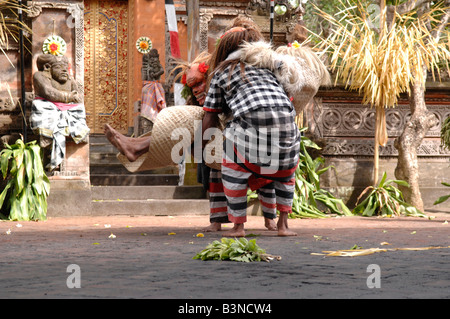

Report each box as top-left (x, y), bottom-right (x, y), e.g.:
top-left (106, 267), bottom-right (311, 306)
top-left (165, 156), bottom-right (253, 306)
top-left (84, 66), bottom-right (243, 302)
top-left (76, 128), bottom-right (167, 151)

top-left (220, 161), bottom-right (295, 224)
top-left (208, 169), bottom-right (283, 224)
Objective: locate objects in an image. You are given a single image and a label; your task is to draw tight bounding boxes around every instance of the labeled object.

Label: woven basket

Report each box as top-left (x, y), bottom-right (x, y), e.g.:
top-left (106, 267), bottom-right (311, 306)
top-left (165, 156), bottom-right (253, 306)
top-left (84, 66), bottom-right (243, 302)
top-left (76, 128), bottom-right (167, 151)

top-left (118, 105), bottom-right (222, 172)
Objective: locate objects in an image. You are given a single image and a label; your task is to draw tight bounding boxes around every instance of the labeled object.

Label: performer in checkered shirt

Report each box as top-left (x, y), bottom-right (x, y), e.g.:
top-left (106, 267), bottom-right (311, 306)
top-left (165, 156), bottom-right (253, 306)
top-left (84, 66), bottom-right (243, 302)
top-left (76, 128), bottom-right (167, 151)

top-left (202, 26), bottom-right (301, 237)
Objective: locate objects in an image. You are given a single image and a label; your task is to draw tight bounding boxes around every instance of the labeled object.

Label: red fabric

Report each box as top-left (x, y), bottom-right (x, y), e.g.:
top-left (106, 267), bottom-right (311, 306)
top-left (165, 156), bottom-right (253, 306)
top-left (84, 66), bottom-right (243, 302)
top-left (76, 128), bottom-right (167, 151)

top-left (203, 107), bottom-right (222, 113)
top-left (140, 81), bottom-right (166, 122)
top-left (35, 97), bottom-right (78, 111)
top-left (228, 215), bottom-right (247, 224)
top-left (209, 182), bottom-right (224, 193)
top-left (169, 31), bottom-right (181, 59)
top-left (210, 207), bottom-right (227, 214)
top-left (222, 185), bottom-right (248, 198)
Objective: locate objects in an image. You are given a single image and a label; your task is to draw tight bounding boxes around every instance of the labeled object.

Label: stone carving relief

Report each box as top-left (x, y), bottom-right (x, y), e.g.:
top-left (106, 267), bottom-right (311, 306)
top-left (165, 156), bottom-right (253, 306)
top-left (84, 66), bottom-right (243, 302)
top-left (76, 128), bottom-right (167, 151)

top-left (312, 102), bottom-right (450, 157)
top-left (323, 138), bottom-right (450, 157)
top-left (318, 103), bottom-right (448, 138)
top-left (200, 11), bottom-right (214, 53)
top-left (245, 0), bottom-right (302, 36)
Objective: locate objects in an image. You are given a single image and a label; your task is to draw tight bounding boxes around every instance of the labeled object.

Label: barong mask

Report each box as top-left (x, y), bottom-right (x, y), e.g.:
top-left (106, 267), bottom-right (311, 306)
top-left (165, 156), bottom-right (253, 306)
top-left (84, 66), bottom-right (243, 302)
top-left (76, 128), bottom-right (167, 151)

top-left (183, 63), bottom-right (208, 106)
top-left (180, 62), bottom-right (209, 106)
top-left (170, 51), bottom-right (211, 106)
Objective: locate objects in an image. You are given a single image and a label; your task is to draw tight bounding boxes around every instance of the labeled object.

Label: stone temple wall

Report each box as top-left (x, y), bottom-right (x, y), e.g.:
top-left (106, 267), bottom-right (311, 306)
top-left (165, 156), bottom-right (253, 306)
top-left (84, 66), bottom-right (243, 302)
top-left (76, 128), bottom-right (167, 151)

top-left (306, 88), bottom-right (450, 212)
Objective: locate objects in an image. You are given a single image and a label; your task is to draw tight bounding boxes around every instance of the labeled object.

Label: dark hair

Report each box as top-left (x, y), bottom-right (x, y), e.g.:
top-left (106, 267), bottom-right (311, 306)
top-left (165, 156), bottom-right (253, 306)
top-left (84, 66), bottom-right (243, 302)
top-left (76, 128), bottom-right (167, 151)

top-left (208, 23), bottom-right (263, 91)
top-left (210, 27), bottom-right (262, 72)
top-left (229, 16), bottom-right (263, 35)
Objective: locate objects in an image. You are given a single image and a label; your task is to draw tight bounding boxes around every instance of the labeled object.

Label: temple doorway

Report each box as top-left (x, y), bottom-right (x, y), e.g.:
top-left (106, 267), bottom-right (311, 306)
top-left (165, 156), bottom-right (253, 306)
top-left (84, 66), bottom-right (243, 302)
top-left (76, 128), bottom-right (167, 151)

top-left (84, 0), bottom-right (129, 133)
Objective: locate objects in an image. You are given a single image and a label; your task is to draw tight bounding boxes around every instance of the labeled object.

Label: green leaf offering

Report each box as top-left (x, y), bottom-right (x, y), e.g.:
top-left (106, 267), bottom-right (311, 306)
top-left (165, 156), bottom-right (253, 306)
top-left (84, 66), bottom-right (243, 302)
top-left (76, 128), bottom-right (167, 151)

top-left (193, 238), bottom-right (281, 262)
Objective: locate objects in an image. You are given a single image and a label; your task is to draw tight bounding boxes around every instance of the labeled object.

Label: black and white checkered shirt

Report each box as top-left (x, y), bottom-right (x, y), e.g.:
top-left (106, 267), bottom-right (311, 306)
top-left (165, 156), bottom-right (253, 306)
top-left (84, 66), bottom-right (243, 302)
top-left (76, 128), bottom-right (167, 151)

top-left (203, 63), bottom-right (300, 172)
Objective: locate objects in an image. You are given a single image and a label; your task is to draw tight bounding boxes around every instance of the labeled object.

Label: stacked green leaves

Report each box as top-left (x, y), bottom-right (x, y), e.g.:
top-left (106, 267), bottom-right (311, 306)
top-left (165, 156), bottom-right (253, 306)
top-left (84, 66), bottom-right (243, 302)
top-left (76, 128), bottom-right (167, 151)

top-left (291, 129), bottom-right (352, 218)
top-left (193, 238), bottom-right (280, 262)
top-left (0, 139), bottom-right (50, 221)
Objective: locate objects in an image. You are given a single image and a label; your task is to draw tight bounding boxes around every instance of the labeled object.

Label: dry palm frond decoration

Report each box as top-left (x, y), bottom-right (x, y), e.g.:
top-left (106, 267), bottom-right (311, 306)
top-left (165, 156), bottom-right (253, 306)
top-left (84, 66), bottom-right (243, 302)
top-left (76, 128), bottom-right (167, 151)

top-left (312, 245), bottom-right (450, 257)
top-left (308, 0), bottom-right (450, 184)
top-left (0, 1), bottom-right (32, 65)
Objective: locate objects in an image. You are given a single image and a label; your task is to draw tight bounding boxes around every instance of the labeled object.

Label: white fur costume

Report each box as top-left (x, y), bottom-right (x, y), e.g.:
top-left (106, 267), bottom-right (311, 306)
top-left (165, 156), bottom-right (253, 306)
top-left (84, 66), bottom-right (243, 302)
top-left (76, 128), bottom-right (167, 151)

top-left (239, 41), bottom-right (331, 115)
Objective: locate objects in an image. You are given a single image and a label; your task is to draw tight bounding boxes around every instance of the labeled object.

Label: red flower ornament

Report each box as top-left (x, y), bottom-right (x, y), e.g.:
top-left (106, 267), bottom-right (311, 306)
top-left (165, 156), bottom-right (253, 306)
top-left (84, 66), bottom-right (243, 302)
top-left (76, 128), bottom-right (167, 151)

top-left (198, 62), bottom-right (209, 74)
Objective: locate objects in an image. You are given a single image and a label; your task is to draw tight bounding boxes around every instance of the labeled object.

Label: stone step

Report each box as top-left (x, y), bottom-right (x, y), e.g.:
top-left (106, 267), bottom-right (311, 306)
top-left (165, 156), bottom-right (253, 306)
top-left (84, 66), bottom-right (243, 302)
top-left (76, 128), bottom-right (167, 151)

top-left (89, 153), bottom-right (121, 165)
top-left (90, 173), bottom-right (179, 186)
top-left (90, 163), bottom-right (178, 175)
top-left (89, 143), bottom-right (118, 156)
top-left (91, 185), bottom-right (206, 200)
top-left (88, 134), bottom-right (123, 165)
top-left (47, 181), bottom-right (210, 217)
top-left (89, 135), bottom-right (118, 153)
top-left (91, 199), bottom-right (210, 216)
top-left (88, 134), bottom-right (181, 187)
top-left (50, 135), bottom-right (210, 217)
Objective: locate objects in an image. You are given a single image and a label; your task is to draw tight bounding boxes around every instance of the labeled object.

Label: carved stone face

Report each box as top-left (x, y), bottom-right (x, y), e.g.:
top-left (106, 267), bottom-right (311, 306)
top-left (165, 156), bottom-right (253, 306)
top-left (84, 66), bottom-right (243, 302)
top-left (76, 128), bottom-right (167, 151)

top-left (186, 64), bottom-right (207, 106)
top-left (50, 62), bottom-right (69, 84)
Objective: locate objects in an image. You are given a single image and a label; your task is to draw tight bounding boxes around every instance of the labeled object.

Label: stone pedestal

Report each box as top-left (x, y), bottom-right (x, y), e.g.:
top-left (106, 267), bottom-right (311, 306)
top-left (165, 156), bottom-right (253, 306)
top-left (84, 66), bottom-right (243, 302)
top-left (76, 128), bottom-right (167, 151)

top-left (47, 137), bottom-right (92, 217)
top-left (51, 138), bottom-right (90, 181)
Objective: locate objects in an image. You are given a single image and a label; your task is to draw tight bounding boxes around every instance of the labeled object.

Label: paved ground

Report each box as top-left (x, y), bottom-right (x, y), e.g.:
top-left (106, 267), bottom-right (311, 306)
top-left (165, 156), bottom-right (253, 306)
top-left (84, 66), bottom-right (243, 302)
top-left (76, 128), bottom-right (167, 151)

top-left (0, 211), bottom-right (449, 302)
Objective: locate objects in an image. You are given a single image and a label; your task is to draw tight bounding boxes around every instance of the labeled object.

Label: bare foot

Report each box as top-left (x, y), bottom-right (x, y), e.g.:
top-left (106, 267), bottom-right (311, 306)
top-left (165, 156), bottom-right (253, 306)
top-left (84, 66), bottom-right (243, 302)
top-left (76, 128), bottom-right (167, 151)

top-left (104, 124), bottom-right (132, 159)
top-left (222, 223), bottom-right (245, 237)
top-left (277, 228), bottom-right (298, 237)
top-left (264, 217), bottom-right (277, 231)
top-left (104, 124), bottom-right (149, 162)
top-left (277, 212), bottom-right (297, 237)
top-left (203, 222), bottom-right (222, 232)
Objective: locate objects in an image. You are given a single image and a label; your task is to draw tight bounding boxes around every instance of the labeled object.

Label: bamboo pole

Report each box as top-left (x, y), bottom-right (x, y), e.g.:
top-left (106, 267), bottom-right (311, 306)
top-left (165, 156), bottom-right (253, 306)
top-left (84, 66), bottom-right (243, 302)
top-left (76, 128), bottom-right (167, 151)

top-left (373, 0), bottom-right (386, 185)
top-left (374, 107), bottom-right (388, 185)
top-left (186, 0), bottom-right (200, 62)
top-left (18, 0), bottom-right (26, 142)
top-left (270, 0), bottom-right (274, 43)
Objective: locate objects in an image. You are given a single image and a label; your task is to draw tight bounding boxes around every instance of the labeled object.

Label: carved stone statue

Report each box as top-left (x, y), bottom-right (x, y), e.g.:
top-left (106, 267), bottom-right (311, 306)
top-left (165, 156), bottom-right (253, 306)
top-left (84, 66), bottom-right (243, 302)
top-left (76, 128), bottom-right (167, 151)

top-left (30, 54), bottom-right (90, 170)
top-left (142, 48), bottom-right (164, 82)
top-left (33, 54), bottom-right (81, 104)
top-left (139, 48), bottom-right (166, 133)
